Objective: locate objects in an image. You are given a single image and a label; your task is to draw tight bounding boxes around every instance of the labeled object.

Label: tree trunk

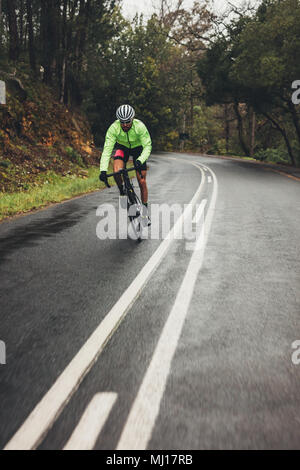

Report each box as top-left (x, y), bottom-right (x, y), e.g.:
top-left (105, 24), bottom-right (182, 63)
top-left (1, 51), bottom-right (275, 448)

top-left (60, 57), bottom-right (66, 103)
top-left (250, 109), bottom-right (256, 158)
top-left (288, 101), bottom-right (300, 149)
top-left (224, 103), bottom-right (230, 154)
top-left (67, 0), bottom-right (79, 52)
top-left (65, 0), bottom-right (79, 103)
top-left (234, 101), bottom-right (249, 156)
top-left (180, 112), bottom-right (186, 152)
top-left (26, 0), bottom-right (36, 73)
top-left (0, 0), bottom-right (2, 47)
top-left (75, 0), bottom-right (90, 73)
top-left (190, 94), bottom-right (194, 138)
top-left (40, 1), bottom-right (50, 83)
top-left (60, 0), bottom-right (67, 103)
top-left (264, 112), bottom-right (296, 166)
top-left (41, 0), bottom-right (59, 84)
top-left (19, 0), bottom-right (24, 49)
top-left (7, 0), bottom-right (19, 61)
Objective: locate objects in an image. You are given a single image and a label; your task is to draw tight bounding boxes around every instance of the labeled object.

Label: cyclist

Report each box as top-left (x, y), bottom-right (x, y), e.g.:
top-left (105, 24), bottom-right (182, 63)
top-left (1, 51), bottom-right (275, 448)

top-left (99, 104), bottom-right (152, 209)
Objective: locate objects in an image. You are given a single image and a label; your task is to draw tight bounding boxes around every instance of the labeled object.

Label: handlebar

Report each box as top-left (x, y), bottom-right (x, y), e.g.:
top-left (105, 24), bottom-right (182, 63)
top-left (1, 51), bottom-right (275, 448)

top-left (106, 167), bottom-right (137, 178)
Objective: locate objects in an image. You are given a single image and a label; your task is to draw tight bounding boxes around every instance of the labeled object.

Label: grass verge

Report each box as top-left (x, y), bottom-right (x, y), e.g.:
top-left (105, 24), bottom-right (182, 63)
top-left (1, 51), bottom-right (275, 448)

top-left (0, 165), bottom-right (117, 221)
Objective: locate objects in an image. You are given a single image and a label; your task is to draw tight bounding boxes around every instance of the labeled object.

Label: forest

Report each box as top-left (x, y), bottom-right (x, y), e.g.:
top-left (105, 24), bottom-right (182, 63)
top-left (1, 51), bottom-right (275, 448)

top-left (0, 0), bottom-right (300, 167)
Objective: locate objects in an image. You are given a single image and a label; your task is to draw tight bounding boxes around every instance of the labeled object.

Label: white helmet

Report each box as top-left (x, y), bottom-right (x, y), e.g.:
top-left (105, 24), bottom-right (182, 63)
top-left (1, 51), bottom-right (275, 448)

top-left (116, 104), bottom-right (135, 122)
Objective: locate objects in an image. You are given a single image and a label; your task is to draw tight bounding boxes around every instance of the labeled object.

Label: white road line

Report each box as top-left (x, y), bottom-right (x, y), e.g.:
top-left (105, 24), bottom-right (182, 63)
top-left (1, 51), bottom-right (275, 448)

top-left (187, 199), bottom-right (207, 252)
top-left (63, 393), bottom-right (117, 450)
top-left (4, 162), bottom-right (205, 450)
top-left (208, 176), bottom-right (212, 183)
top-left (117, 165), bottom-right (218, 450)
top-left (192, 199), bottom-right (207, 224)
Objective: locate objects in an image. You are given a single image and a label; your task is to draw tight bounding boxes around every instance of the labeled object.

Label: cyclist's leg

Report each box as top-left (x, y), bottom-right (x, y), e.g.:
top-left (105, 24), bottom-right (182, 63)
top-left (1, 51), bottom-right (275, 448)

top-left (113, 159), bottom-right (125, 192)
top-left (132, 147), bottom-right (148, 204)
top-left (113, 146), bottom-right (129, 194)
top-left (136, 169), bottom-right (148, 204)
top-left (135, 160), bottom-right (150, 226)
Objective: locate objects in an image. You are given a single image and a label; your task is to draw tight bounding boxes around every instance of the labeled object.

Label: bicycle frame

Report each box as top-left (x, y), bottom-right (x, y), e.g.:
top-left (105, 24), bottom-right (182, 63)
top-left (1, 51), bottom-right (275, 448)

top-left (107, 166), bottom-right (140, 204)
top-left (106, 167), bottom-right (143, 241)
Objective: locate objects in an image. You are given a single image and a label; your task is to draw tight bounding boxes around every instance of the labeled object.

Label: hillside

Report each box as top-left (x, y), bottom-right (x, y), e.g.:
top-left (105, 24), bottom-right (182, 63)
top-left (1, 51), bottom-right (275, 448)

top-left (0, 63), bottom-right (100, 194)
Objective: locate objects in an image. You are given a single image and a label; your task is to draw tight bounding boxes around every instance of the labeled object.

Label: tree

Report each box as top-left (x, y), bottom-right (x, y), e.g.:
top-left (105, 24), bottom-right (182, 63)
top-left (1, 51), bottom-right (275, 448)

top-left (26, 0), bottom-right (36, 73)
top-left (40, 0), bottom-right (59, 84)
top-left (229, 0), bottom-right (300, 164)
top-left (197, 29), bottom-right (252, 156)
top-left (197, 1), bottom-right (300, 164)
top-left (6, 0), bottom-right (19, 61)
top-left (0, 0), bottom-right (3, 47)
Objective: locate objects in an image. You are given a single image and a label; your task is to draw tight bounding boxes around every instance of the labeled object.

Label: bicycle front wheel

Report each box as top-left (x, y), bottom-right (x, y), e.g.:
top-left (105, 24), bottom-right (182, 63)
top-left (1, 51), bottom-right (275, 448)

top-left (128, 214), bottom-right (142, 242)
top-left (127, 200), bottom-right (143, 242)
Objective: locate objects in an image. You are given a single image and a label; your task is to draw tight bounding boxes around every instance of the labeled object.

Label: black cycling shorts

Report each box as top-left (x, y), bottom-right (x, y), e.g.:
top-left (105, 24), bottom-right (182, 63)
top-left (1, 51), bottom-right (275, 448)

top-left (113, 144), bottom-right (147, 170)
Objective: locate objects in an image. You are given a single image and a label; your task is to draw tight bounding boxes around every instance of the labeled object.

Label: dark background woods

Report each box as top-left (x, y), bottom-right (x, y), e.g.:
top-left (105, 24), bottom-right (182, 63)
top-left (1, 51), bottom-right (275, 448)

top-left (1, 0), bottom-right (300, 166)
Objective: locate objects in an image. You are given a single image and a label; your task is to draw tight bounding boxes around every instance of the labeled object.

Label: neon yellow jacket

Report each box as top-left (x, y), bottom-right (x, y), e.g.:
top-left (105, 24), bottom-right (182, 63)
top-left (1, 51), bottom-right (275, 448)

top-left (100, 119), bottom-right (152, 172)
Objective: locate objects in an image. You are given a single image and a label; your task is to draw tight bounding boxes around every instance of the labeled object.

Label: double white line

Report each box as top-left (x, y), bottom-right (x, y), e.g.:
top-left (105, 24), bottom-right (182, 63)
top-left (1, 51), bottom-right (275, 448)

top-left (117, 164), bottom-right (217, 449)
top-left (4, 161), bottom-right (217, 450)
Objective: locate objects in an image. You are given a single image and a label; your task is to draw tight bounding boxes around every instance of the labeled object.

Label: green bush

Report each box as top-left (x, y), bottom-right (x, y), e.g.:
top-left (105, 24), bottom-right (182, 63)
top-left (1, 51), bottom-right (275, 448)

top-left (254, 148), bottom-right (289, 164)
top-left (290, 141), bottom-right (300, 165)
top-left (206, 142), bottom-right (221, 155)
top-left (0, 160), bottom-right (12, 168)
top-left (65, 146), bottom-right (84, 167)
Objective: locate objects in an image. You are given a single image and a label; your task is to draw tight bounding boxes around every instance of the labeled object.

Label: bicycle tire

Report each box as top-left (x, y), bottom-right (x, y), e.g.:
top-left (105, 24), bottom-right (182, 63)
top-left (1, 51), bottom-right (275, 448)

top-left (128, 216), bottom-right (142, 242)
top-left (127, 201), bottom-right (143, 242)
top-left (125, 181), bottom-right (143, 242)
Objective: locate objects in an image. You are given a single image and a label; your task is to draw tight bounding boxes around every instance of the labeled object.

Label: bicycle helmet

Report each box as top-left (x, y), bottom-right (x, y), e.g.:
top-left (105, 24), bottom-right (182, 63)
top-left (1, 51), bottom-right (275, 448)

top-left (116, 104), bottom-right (135, 122)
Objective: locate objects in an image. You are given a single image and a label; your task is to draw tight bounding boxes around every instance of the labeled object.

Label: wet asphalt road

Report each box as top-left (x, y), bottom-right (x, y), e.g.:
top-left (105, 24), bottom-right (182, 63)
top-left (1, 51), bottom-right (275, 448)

top-left (0, 153), bottom-right (299, 450)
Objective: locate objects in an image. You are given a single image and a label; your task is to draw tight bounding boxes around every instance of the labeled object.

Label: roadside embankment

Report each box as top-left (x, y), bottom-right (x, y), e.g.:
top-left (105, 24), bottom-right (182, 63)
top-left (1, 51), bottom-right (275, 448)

top-left (0, 65), bottom-right (109, 221)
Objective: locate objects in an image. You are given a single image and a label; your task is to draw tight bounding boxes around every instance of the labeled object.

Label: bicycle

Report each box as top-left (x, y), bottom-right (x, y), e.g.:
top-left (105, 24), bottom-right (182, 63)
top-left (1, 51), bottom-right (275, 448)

top-left (106, 166), bottom-right (148, 242)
